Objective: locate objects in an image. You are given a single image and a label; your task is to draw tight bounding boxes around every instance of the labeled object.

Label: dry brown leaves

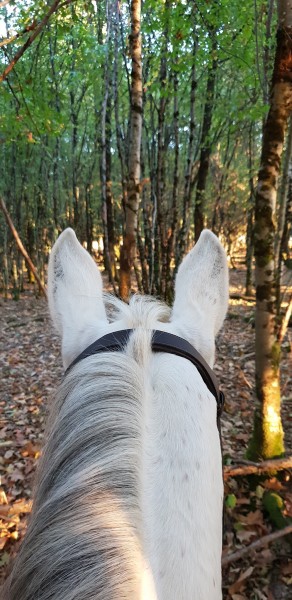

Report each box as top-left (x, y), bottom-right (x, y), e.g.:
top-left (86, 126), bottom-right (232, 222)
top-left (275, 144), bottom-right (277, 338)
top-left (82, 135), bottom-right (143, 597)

top-left (0, 292), bottom-right (62, 572)
top-left (0, 268), bottom-right (291, 598)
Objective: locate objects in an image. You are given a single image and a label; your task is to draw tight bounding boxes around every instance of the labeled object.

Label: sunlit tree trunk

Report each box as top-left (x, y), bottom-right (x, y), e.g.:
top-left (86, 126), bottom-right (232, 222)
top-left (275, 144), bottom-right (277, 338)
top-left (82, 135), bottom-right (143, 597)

top-left (248, 0), bottom-right (292, 459)
top-left (119, 0), bottom-right (142, 299)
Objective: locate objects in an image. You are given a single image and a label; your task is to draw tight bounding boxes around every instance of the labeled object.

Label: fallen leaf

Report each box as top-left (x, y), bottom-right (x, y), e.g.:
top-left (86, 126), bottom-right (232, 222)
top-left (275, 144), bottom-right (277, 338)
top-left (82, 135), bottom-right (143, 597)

top-left (236, 529), bottom-right (256, 543)
top-left (228, 566), bottom-right (254, 595)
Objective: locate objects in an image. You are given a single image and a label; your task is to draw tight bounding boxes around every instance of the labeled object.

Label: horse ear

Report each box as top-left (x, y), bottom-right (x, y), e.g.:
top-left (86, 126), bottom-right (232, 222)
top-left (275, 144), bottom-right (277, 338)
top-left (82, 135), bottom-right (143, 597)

top-left (171, 230), bottom-right (228, 365)
top-left (48, 229), bottom-right (108, 369)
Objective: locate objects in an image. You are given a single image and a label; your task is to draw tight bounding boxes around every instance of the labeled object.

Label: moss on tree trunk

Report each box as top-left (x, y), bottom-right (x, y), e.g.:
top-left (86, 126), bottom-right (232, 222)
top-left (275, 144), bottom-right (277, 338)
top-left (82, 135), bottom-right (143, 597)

top-left (247, 6), bottom-right (292, 459)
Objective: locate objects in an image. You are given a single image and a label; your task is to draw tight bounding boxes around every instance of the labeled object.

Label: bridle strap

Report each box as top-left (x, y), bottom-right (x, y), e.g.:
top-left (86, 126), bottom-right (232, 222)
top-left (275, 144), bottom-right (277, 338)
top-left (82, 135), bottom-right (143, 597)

top-left (66, 329), bottom-right (225, 427)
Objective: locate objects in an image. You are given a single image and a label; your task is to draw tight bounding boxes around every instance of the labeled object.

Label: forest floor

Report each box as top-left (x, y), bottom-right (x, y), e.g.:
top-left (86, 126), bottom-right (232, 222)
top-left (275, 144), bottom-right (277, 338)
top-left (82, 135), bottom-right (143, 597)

top-left (0, 266), bottom-right (291, 599)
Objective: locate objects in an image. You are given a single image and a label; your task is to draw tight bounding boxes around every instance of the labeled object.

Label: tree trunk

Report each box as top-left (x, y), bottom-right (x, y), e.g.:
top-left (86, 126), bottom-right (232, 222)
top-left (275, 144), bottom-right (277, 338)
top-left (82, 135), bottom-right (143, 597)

top-left (105, 94), bottom-right (116, 280)
top-left (148, 95), bottom-right (157, 294)
top-left (119, 0), bottom-right (142, 300)
top-left (263, 0), bottom-right (275, 105)
top-left (194, 32), bottom-right (217, 241)
top-left (100, 0), bottom-right (117, 289)
top-left (246, 207), bottom-right (254, 296)
top-left (155, 0), bottom-right (170, 298)
top-left (246, 124), bottom-right (255, 296)
top-left (248, 0), bottom-right (292, 459)
top-left (178, 7), bottom-right (197, 262)
top-left (211, 129), bottom-right (238, 236)
top-left (165, 68), bottom-right (179, 302)
top-left (138, 146), bottom-right (150, 294)
top-left (0, 197), bottom-right (47, 298)
top-left (275, 114), bottom-right (292, 311)
top-left (280, 168), bottom-right (292, 260)
top-left (113, 0), bottom-right (128, 219)
top-left (49, 23), bottom-right (61, 231)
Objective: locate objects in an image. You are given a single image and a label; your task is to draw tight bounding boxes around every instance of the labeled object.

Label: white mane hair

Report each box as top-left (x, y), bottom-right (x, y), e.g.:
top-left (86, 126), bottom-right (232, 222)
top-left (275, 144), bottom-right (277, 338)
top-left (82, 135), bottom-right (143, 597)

top-left (2, 229), bottom-right (229, 600)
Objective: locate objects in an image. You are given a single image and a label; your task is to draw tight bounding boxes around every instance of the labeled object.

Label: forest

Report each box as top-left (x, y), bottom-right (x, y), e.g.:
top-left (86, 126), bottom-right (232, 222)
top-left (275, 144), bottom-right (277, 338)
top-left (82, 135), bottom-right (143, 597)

top-left (0, 0), bottom-right (291, 598)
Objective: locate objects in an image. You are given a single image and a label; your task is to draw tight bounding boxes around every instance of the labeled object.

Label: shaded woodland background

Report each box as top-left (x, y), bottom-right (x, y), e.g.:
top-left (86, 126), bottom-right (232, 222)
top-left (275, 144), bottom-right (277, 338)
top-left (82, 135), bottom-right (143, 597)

top-left (0, 0), bottom-right (291, 598)
top-left (0, 0), bottom-right (285, 296)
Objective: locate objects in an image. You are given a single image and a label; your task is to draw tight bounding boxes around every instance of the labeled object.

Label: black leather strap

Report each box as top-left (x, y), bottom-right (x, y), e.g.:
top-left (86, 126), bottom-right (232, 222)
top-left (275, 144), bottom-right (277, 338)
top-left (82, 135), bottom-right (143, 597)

top-left (66, 329), bottom-right (133, 372)
top-left (66, 329), bottom-right (225, 425)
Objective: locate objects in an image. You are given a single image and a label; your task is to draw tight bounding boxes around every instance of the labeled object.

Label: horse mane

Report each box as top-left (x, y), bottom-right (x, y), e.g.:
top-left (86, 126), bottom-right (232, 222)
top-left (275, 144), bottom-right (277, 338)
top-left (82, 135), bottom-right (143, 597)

top-left (3, 295), bottom-right (170, 600)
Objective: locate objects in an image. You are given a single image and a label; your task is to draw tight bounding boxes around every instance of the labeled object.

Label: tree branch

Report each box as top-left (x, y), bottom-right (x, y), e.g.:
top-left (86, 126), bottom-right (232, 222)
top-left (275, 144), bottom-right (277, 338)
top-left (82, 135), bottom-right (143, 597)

top-left (224, 456), bottom-right (292, 480)
top-left (222, 524), bottom-right (292, 566)
top-left (0, 0), bottom-right (77, 51)
top-left (0, 197), bottom-right (47, 298)
top-left (0, 0), bottom-right (62, 83)
top-left (229, 293), bottom-right (255, 302)
top-left (0, 21), bottom-right (38, 48)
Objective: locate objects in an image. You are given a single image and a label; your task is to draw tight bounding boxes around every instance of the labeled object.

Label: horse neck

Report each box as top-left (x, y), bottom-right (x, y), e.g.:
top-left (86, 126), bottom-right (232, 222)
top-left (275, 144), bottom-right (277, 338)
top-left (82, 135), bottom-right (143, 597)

top-left (126, 329), bottom-right (223, 600)
top-left (5, 324), bottom-right (223, 600)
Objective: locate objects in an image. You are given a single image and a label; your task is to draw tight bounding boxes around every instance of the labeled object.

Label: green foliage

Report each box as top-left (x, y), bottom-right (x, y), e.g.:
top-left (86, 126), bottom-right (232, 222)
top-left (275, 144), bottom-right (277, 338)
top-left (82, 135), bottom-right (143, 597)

top-left (263, 491), bottom-right (292, 529)
top-left (225, 493), bottom-right (237, 509)
top-left (0, 0), bottom-right (277, 259)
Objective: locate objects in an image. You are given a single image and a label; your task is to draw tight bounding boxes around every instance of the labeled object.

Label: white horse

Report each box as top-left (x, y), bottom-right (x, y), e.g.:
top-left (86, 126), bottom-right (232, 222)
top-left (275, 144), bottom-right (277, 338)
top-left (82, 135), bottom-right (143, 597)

top-left (2, 228), bottom-right (228, 600)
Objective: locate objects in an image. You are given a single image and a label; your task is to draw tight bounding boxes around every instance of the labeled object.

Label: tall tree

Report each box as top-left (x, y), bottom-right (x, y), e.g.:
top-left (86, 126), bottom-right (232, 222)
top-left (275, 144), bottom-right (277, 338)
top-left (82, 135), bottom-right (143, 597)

top-left (194, 20), bottom-right (218, 241)
top-left (100, 0), bottom-right (117, 287)
top-left (119, 0), bottom-right (142, 299)
top-left (178, 15), bottom-right (197, 261)
top-left (248, 0), bottom-right (292, 459)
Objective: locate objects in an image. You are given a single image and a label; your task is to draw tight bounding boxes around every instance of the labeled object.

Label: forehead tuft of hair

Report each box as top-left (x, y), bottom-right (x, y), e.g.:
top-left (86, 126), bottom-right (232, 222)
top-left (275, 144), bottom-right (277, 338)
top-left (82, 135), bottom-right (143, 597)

top-left (104, 293), bottom-right (171, 329)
